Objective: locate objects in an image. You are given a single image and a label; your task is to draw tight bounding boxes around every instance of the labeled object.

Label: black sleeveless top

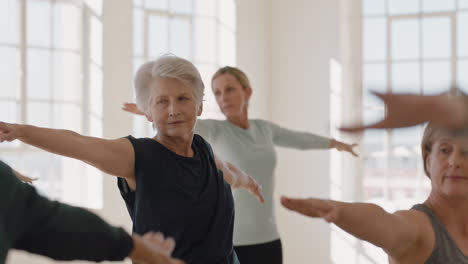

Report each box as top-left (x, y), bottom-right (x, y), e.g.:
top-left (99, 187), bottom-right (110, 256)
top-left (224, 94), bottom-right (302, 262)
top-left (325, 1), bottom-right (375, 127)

top-left (118, 135), bottom-right (237, 264)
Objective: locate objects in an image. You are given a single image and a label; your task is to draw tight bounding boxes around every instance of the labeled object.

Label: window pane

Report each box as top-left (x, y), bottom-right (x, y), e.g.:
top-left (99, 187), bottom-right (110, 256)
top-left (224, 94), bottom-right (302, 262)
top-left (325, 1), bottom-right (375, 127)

top-left (54, 3), bottom-right (81, 50)
top-left (363, 127), bottom-right (386, 153)
top-left (170, 18), bottom-right (191, 59)
top-left (134, 0), bottom-right (143, 7)
top-left (194, 0), bottom-right (216, 16)
top-left (0, 47), bottom-right (19, 99)
top-left (27, 102), bottom-right (52, 127)
top-left (170, 0), bottom-right (192, 14)
top-left (85, 0), bottom-right (103, 16)
top-left (422, 17), bottom-right (451, 59)
top-left (27, 49), bottom-right (51, 100)
top-left (89, 64), bottom-right (103, 116)
top-left (0, 0), bottom-right (18, 44)
top-left (461, 0), bottom-right (468, 9)
top-left (53, 103), bottom-right (82, 131)
top-left (459, 60), bottom-right (468, 93)
top-left (27, 1), bottom-right (51, 47)
top-left (391, 62), bottom-right (421, 93)
top-left (145, 0), bottom-right (168, 10)
top-left (90, 115), bottom-right (103, 138)
top-left (422, 61), bottom-right (451, 95)
top-left (133, 9), bottom-right (144, 56)
top-left (390, 126), bottom-right (422, 179)
top-left (363, 0), bottom-right (386, 16)
top-left (219, 0), bottom-right (236, 29)
top-left (148, 16), bottom-right (169, 57)
top-left (218, 26), bottom-right (236, 66)
top-left (363, 109), bottom-right (385, 128)
top-left (362, 125), bottom-right (386, 156)
top-left (90, 16), bottom-right (103, 66)
top-left (458, 12), bottom-right (468, 57)
top-left (0, 101), bottom-right (18, 123)
top-left (194, 18), bottom-right (216, 63)
top-left (389, 0), bottom-right (420, 14)
top-left (53, 51), bottom-right (82, 102)
top-left (363, 18), bottom-right (386, 61)
top-left (391, 19), bottom-right (420, 60)
top-left (422, 0), bottom-right (455, 12)
top-left (198, 64), bottom-right (222, 119)
top-left (392, 126), bottom-right (422, 148)
top-left (0, 153), bottom-right (63, 199)
top-left (363, 63), bottom-right (387, 107)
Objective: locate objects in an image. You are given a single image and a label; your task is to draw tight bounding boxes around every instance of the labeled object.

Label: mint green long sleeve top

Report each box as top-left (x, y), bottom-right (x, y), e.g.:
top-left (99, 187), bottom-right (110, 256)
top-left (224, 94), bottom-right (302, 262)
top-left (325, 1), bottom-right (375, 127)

top-left (195, 119), bottom-right (331, 246)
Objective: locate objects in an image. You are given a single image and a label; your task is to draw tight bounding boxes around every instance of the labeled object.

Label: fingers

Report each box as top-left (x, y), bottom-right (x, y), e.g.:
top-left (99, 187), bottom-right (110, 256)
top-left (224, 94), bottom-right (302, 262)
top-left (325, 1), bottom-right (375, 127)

top-left (253, 184), bottom-right (264, 203)
top-left (281, 196), bottom-right (331, 218)
top-left (142, 232), bottom-right (176, 256)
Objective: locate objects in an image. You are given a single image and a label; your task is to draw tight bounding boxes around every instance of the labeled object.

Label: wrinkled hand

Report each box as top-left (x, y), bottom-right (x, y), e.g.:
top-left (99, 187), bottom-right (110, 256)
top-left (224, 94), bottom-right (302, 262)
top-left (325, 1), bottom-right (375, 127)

top-left (0, 122), bottom-right (20, 142)
top-left (140, 232), bottom-right (184, 264)
top-left (234, 172), bottom-right (265, 204)
top-left (281, 196), bottom-right (340, 223)
top-left (340, 92), bottom-right (468, 132)
top-left (122, 103), bottom-right (145, 115)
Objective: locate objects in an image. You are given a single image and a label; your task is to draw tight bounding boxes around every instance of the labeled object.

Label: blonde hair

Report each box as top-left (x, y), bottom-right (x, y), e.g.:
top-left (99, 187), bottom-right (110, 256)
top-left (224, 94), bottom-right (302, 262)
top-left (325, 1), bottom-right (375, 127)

top-left (211, 66), bottom-right (251, 90)
top-left (134, 54), bottom-right (204, 113)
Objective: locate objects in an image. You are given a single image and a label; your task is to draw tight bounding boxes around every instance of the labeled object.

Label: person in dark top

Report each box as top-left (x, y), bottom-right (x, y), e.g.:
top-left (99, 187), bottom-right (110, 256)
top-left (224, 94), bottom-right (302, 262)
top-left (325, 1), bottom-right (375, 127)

top-left (0, 55), bottom-right (263, 264)
top-left (0, 160), bottom-right (183, 264)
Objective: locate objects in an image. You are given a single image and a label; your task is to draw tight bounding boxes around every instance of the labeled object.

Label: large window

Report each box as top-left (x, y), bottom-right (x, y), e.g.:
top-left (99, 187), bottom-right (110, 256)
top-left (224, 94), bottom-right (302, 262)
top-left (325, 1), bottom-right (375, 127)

top-left (132, 0), bottom-right (236, 137)
top-left (0, 0), bottom-right (103, 208)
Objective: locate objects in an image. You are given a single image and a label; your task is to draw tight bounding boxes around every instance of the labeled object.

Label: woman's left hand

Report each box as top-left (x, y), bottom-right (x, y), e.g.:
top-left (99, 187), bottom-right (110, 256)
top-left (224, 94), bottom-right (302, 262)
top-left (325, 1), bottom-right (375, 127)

top-left (331, 139), bottom-right (358, 157)
top-left (234, 172), bottom-right (265, 204)
top-left (13, 169), bottom-right (37, 184)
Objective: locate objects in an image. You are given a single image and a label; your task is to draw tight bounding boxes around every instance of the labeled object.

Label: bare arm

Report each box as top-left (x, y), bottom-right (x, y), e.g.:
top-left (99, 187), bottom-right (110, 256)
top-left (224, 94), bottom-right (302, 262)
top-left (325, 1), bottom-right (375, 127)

top-left (0, 122), bottom-right (135, 179)
top-left (214, 154), bottom-right (264, 203)
top-left (341, 93), bottom-right (468, 132)
top-left (281, 196), bottom-right (430, 259)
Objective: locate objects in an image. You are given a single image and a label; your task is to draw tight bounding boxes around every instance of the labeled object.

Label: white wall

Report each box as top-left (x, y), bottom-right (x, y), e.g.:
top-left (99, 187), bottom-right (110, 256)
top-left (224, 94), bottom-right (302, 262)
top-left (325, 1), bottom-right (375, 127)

top-left (237, 0), bottom-right (342, 263)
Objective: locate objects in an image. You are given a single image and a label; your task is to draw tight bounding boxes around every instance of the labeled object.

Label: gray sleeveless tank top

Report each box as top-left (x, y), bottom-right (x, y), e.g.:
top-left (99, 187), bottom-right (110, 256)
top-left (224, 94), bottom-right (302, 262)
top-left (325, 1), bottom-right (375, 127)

top-left (412, 204), bottom-right (468, 263)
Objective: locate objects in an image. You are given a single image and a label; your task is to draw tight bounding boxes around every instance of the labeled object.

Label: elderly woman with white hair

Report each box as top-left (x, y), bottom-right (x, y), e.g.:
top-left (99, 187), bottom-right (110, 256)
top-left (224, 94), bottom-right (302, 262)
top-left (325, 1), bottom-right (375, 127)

top-left (0, 55), bottom-right (263, 264)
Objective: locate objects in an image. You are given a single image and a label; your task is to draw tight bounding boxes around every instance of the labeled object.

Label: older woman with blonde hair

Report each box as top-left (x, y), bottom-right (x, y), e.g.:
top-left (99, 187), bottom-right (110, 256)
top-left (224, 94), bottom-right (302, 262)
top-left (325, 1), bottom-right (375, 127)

top-left (124, 65), bottom-right (358, 264)
top-left (0, 55), bottom-right (263, 264)
top-left (283, 97), bottom-right (468, 263)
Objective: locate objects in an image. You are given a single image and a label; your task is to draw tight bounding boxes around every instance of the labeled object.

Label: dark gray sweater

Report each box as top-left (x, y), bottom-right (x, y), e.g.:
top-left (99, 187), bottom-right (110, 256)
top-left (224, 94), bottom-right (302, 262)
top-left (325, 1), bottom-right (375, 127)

top-left (0, 160), bottom-right (133, 263)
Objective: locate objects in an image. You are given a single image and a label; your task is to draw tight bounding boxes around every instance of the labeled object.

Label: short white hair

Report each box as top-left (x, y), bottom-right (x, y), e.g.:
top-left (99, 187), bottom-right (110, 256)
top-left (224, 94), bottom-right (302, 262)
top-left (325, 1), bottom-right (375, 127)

top-left (134, 54), bottom-right (205, 113)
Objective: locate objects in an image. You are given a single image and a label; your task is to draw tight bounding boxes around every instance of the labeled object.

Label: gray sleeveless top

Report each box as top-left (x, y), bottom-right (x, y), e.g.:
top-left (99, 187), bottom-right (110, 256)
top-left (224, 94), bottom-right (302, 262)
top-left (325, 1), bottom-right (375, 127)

top-left (412, 204), bottom-right (468, 263)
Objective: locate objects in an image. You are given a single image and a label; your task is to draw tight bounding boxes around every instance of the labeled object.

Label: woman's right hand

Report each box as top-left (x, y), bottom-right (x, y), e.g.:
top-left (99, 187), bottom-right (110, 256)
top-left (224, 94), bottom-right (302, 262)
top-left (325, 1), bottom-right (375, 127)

top-left (132, 232), bottom-right (185, 264)
top-left (122, 103), bottom-right (145, 116)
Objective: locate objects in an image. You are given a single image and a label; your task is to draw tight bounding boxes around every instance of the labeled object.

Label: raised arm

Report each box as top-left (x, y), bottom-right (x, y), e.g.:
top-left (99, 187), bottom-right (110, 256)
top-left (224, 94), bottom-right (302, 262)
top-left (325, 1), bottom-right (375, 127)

top-left (214, 154), bottom-right (264, 203)
top-left (340, 92), bottom-right (468, 132)
top-left (0, 122), bottom-right (135, 179)
top-left (268, 121), bottom-right (358, 156)
top-left (281, 196), bottom-right (431, 260)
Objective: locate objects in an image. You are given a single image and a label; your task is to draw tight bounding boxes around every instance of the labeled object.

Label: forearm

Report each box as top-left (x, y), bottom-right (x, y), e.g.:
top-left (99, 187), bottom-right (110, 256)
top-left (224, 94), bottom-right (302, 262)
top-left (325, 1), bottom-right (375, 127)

top-left (214, 155), bottom-right (236, 185)
top-left (333, 202), bottom-right (405, 250)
